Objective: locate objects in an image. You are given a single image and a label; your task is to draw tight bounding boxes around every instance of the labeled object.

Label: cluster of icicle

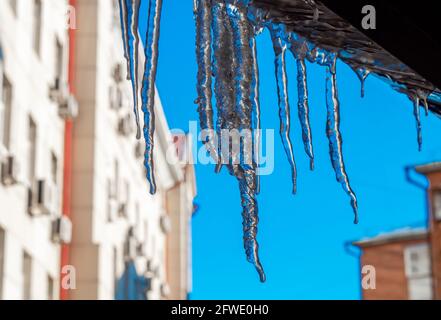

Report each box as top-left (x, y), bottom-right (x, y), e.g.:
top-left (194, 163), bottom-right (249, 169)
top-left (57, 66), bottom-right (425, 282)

top-left (118, 0), bottom-right (427, 282)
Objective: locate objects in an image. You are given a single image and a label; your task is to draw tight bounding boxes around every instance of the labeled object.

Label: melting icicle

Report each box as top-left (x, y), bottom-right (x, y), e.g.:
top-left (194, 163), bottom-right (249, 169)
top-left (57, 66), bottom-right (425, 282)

top-left (250, 35), bottom-right (261, 194)
top-left (211, 0), bottom-right (243, 178)
top-left (354, 67), bottom-right (370, 98)
top-left (325, 54), bottom-right (359, 224)
top-left (296, 58), bottom-right (315, 170)
top-left (228, 2), bottom-right (265, 282)
top-left (195, 0), bottom-right (218, 163)
top-left (270, 26), bottom-right (297, 194)
top-left (238, 167), bottom-right (266, 282)
top-left (412, 95), bottom-right (423, 151)
top-left (124, 0), bottom-right (142, 139)
top-left (140, 0), bottom-right (163, 195)
top-left (118, 0), bottom-right (131, 80)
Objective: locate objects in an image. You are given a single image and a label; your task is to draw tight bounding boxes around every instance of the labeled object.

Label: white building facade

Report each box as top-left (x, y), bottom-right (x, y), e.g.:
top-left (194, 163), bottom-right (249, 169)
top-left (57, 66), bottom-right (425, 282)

top-left (0, 0), bottom-right (196, 300)
top-left (0, 0), bottom-right (70, 300)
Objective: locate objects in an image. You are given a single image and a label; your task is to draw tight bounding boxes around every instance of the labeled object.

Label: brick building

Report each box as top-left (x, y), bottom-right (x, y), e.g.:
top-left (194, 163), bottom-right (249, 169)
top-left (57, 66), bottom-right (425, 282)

top-left (353, 162), bottom-right (441, 300)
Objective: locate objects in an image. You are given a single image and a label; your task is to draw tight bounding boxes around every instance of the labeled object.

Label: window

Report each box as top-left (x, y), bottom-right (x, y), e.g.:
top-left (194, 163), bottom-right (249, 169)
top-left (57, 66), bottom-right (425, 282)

top-left (0, 228), bottom-right (5, 300)
top-left (1, 74), bottom-right (12, 149)
top-left (27, 117), bottom-right (37, 183)
top-left (404, 243), bottom-right (433, 300)
top-left (47, 275), bottom-right (54, 300)
top-left (32, 0), bottom-right (42, 56)
top-left (23, 252), bottom-right (32, 300)
top-left (434, 190), bottom-right (441, 221)
top-left (51, 152), bottom-right (58, 185)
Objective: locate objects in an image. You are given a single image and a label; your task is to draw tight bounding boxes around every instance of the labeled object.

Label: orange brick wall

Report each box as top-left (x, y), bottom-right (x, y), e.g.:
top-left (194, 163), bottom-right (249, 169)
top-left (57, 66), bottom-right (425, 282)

top-left (426, 171), bottom-right (441, 299)
top-left (360, 239), bottom-right (427, 300)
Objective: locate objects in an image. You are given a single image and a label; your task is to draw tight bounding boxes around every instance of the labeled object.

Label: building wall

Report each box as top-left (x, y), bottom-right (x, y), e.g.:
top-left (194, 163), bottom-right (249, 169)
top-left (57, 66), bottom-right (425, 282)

top-left (360, 239), bottom-right (428, 300)
top-left (425, 170), bottom-right (441, 299)
top-left (0, 0), bottom-right (69, 299)
top-left (69, 0), bottom-right (194, 300)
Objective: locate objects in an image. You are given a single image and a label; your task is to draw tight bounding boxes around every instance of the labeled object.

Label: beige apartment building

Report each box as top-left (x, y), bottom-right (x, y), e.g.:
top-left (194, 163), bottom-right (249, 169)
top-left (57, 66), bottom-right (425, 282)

top-left (0, 0), bottom-right (195, 300)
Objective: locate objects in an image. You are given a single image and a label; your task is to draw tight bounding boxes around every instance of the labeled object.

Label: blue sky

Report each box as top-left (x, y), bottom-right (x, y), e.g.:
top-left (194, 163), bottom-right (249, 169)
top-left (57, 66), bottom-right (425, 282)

top-left (140, 2), bottom-right (441, 299)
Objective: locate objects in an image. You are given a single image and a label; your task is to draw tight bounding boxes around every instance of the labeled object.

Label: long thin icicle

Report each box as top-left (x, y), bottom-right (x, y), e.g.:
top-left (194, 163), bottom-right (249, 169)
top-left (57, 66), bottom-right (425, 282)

top-left (238, 168), bottom-right (265, 282)
top-left (413, 95), bottom-right (423, 151)
top-left (118, 0), bottom-right (131, 80)
top-left (125, 0), bottom-right (142, 139)
top-left (141, 0), bottom-right (163, 195)
top-left (250, 35), bottom-right (261, 194)
top-left (228, 2), bottom-right (265, 283)
top-left (211, 0), bottom-right (236, 174)
top-left (270, 27), bottom-right (297, 194)
top-left (195, 0), bottom-right (218, 162)
top-left (325, 54), bottom-right (358, 224)
top-left (296, 58), bottom-right (314, 170)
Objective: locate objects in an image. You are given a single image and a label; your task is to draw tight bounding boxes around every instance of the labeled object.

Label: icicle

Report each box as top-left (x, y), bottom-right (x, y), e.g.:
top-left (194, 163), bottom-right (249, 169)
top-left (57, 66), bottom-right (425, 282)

top-left (325, 54), bottom-right (359, 224)
top-left (270, 27), bottom-right (297, 194)
top-left (211, 0), bottom-right (236, 174)
top-left (354, 67), bottom-right (370, 98)
top-left (228, 2), bottom-right (265, 282)
top-left (413, 95), bottom-right (423, 151)
top-left (238, 167), bottom-right (266, 282)
top-left (250, 35), bottom-right (261, 194)
top-left (118, 0), bottom-right (131, 80)
top-left (124, 0), bottom-right (142, 139)
top-left (195, 0), bottom-right (218, 163)
top-left (296, 58), bottom-right (314, 170)
top-left (140, 0), bottom-right (163, 195)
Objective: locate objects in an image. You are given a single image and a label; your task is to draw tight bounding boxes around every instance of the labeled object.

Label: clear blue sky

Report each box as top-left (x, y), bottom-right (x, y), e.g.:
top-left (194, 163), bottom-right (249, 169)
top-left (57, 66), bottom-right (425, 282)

top-left (140, 1), bottom-right (441, 299)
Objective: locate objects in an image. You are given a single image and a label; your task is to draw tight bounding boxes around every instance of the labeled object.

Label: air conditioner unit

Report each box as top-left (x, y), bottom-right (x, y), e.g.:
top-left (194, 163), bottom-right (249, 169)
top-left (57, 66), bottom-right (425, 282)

top-left (404, 243), bottom-right (431, 278)
top-left (160, 213), bottom-right (172, 234)
top-left (124, 236), bottom-right (138, 261)
top-left (59, 94), bottom-right (79, 119)
top-left (112, 64), bottom-right (124, 84)
top-left (136, 243), bottom-right (147, 257)
top-left (135, 141), bottom-right (144, 159)
top-left (51, 216), bottom-right (73, 244)
top-left (160, 283), bottom-right (170, 298)
top-left (118, 114), bottom-right (133, 136)
top-left (28, 179), bottom-right (55, 216)
top-left (49, 77), bottom-right (69, 104)
top-left (1, 155), bottom-right (20, 186)
top-left (118, 202), bottom-right (128, 218)
top-left (108, 199), bottom-right (119, 222)
top-left (109, 86), bottom-right (123, 110)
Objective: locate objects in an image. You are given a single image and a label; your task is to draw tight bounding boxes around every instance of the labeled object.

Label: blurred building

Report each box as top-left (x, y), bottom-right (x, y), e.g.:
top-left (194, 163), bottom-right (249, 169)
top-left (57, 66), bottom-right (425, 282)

top-left (0, 0), bottom-right (196, 300)
top-left (0, 0), bottom-right (70, 300)
top-left (353, 162), bottom-right (441, 300)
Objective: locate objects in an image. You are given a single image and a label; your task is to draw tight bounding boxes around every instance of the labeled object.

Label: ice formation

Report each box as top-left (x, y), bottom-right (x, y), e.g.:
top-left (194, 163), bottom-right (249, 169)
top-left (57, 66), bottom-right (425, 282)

top-left (118, 0), bottom-right (437, 282)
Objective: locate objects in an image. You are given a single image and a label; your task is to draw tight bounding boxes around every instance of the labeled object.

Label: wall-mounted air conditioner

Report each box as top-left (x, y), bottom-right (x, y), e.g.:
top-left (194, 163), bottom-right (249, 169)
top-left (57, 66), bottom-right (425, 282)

top-left (1, 155), bottom-right (20, 186)
top-left (160, 283), bottom-right (170, 298)
top-left (28, 179), bottom-right (55, 216)
top-left (109, 86), bottom-right (123, 110)
top-left (108, 199), bottom-right (118, 222)
top-left (124, 236), bottom-right (138, 261)
top-left (135, 141), bottom-right (144, 159)
top-left (137, 243), bottom-right (147, 257)
top-left (160, 213), bottom-right (172, 234)
top-left (118, 114), bottom-right (133, 136)
top-left (51, 216), bottom-right (73, 244)
top-left (59, 94), bottom-right (79, 119)
top-left (118, 202), bottom-right (128, 218)
top-left (49, 77), bottom-right (69, 104)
